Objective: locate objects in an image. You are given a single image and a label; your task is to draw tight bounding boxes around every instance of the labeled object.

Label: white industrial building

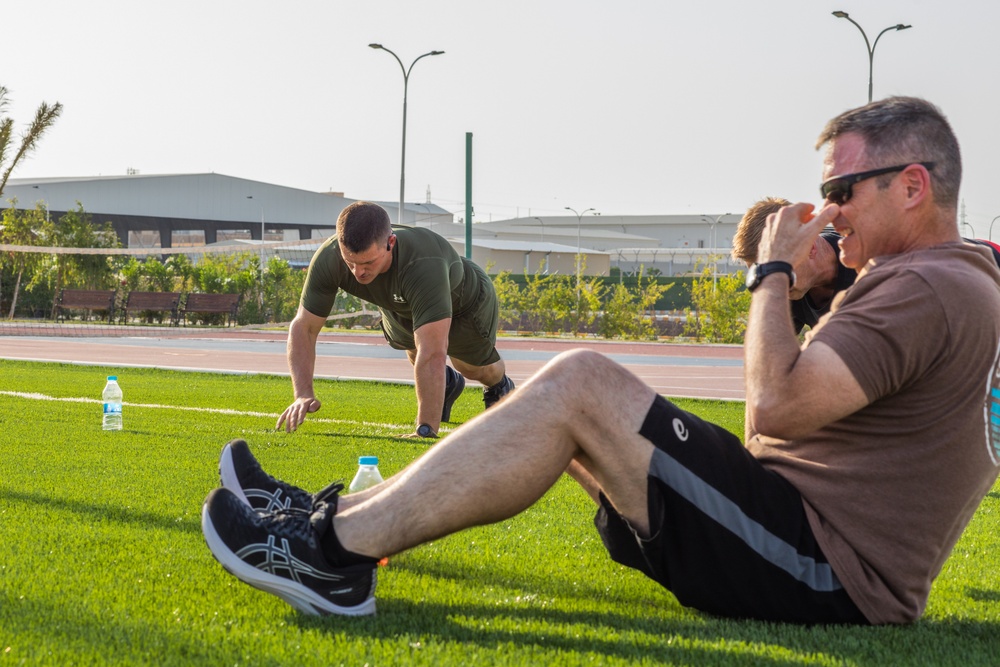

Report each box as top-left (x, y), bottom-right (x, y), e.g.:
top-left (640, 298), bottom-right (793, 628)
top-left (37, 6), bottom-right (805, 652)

top-left (1, 173), bottom-right (741, 277)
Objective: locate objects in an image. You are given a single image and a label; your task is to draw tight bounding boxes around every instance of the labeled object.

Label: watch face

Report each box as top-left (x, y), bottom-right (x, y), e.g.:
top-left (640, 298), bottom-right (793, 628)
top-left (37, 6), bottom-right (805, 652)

top-left (746, 265), bottom-right (759, 289)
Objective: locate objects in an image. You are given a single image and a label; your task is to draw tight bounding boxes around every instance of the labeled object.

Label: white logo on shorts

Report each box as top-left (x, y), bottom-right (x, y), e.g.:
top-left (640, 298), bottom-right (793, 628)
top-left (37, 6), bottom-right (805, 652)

top-left (672, 417), bottom-right (689, 442)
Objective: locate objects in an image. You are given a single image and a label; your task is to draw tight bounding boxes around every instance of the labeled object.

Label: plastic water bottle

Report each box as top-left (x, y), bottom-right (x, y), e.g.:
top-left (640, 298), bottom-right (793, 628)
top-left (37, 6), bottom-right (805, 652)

top-left (349, 456), bottom-right (383, 493)
top-left (102, 376), bottom-right (123, 431)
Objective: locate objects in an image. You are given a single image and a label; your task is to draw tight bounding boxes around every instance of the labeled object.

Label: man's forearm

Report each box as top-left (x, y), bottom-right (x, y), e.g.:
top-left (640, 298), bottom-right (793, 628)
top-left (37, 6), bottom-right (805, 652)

top-left (287, 320), bottom-right (320, 400)
top-left (745, 275), bottom-right (800, 395)
top-left (744, 274), bottom-right (800, 412)
top-left (412, 352), bottom-right (446, 430)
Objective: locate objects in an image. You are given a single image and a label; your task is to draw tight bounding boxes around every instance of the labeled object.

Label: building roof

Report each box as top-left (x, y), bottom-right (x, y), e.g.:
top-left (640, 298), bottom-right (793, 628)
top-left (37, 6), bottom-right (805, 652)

top-left (3, 173), bottom-right (352, 227)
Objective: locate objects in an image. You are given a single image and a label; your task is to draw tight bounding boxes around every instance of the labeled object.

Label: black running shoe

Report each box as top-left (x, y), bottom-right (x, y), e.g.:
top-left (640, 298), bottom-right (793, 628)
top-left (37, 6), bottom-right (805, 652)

top-left (483, 375), bottom-right (515, 409)
top-left (219, 439), bottom-right (342, 513)
top-left (441, 366), bottom-right (466, 422)
top-left (201, 487), bottom-right (377, 616)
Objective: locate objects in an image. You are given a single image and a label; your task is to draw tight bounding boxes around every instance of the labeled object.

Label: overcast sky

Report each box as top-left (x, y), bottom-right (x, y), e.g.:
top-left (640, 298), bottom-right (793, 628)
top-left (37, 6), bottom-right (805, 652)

top-left (5, 0), bottom-right (999, 234)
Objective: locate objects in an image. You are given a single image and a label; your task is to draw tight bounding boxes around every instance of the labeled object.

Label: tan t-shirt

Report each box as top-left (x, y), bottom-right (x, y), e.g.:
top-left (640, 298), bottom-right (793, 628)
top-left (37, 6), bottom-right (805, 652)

top-left (748, 242), bottom-right (1000, 624)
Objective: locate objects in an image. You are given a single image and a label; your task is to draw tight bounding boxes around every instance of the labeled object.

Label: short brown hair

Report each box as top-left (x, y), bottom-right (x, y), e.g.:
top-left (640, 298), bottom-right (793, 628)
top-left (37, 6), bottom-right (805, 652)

top-left (731, 197), bottom-right (791, 264)
top-left (336, 202), bottom-right (392, 253)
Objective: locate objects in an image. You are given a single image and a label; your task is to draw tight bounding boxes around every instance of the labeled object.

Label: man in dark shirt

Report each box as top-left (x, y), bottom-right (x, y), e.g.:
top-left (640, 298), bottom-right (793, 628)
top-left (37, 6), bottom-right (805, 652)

top-left (277, 201), bottom-right (514, 439)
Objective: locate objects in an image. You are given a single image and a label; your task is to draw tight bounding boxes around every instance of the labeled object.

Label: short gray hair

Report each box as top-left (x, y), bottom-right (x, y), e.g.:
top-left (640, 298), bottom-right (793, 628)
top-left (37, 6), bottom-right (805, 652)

top-left (816, 97), bottom-right (961, 209)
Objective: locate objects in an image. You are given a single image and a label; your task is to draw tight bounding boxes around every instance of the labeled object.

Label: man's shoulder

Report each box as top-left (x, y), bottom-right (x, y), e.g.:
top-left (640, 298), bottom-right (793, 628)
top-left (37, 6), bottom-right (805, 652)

top-left (884, 243), bottom-right (999, 280)
top-left (396, 227), bottom-right (458, 261)
top-left (851, 244), bottom-right (1000, 315)
top-left (395, 226), bottom-right (444, 241)
top-left (314, 235), bottom-right (341, 255)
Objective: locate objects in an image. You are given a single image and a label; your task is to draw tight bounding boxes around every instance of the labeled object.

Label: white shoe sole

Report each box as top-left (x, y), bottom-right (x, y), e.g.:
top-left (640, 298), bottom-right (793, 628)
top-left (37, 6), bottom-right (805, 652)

top-left (218, 443), bottom-right (252, 508)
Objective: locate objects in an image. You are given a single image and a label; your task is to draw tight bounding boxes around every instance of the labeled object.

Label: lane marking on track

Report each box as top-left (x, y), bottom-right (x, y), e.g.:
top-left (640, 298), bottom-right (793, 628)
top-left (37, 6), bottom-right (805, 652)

top-left (0, 390), bottom-right (415, 431)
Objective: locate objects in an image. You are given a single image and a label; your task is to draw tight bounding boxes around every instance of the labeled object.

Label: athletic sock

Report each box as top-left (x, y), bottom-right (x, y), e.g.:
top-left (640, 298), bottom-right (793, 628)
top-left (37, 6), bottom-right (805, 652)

top-left (318, 517), bottom-right (380, 567)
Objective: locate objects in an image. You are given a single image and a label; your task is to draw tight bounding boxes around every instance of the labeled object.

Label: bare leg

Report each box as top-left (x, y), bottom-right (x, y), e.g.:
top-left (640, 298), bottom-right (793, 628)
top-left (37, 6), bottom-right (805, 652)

top-left (565, 459), bottom-right (601, 504)
top-left (335, 349), bottom-right (659, 558)
top-left (451, 357), bottom-right (506, 388)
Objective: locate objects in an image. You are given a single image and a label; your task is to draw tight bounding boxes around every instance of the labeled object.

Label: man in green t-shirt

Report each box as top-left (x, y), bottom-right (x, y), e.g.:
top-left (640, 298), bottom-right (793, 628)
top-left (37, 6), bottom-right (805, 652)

top-left (276, 201), bottom-right (514, 438)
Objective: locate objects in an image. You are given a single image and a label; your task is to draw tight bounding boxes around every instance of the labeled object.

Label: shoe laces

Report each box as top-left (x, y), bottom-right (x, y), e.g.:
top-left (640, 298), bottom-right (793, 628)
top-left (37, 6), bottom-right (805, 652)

top-left (313, 481), bottom-right (344, 506)
top-left (260, 506), bottom-right (315, 542)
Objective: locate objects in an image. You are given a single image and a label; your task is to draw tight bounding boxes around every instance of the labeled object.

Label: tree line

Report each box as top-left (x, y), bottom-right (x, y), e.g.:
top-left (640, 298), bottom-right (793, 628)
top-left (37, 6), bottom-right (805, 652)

top-left (0, 202), bottom-right (305, 324)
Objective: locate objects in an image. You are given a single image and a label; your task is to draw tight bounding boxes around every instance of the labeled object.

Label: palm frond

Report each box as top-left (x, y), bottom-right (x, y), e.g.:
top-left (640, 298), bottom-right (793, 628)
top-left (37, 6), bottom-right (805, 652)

top-left (0, 117), bottom-right (13, 172)
top-left (0, 100), bottom-right (63, 196)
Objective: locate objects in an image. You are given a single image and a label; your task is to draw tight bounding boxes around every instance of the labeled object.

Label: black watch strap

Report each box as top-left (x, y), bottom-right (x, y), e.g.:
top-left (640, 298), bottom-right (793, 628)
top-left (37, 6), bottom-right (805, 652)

top-left (747, 261), bottom-right (795, 292)
top-left (416, 423), bottom-right (438, 438)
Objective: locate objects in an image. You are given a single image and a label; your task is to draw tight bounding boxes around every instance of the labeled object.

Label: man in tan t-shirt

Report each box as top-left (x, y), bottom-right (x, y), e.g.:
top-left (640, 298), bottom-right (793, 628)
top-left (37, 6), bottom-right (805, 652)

top-left (204, 97), bottom-right (1000, 624)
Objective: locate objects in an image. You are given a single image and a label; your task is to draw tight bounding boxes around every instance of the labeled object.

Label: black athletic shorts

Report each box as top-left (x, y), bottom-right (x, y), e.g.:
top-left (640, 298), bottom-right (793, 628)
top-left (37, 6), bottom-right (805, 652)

top-left (594, 395), bottom-right (869, 625)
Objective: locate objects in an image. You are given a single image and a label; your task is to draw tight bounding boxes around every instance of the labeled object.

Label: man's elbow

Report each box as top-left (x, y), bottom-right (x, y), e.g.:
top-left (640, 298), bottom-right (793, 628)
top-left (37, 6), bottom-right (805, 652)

top-left (746, 397), bottom-right (809, 441)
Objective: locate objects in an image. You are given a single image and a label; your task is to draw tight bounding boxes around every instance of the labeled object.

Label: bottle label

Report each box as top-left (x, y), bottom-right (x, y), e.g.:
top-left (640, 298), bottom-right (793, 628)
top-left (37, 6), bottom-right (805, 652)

top-left (104, 403), bottom-right (122, 415)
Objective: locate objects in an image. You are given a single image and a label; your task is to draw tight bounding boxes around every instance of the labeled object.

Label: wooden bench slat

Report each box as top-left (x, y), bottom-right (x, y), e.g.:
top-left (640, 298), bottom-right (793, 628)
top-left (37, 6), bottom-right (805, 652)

top-left (57, 289), bottom-right (117, 323)
top-left (181, 293), bottom-right (240, 326)
top-left (122, 291), bottom-right (181, 326)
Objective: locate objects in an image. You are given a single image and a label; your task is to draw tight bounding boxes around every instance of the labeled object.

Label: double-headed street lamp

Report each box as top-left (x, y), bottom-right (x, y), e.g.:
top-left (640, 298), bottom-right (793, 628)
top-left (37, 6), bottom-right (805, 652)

top-left (369, 43), bottom-right (444, 225)
top-left (565, 206), bottom-right (598, 298)
top-left (832, 11), bottom-right (911, 103)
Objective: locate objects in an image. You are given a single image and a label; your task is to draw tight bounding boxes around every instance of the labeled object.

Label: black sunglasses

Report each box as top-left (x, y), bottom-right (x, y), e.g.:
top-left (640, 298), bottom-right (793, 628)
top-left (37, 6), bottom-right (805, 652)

top-left (820, 162), bottom-right (935, 205)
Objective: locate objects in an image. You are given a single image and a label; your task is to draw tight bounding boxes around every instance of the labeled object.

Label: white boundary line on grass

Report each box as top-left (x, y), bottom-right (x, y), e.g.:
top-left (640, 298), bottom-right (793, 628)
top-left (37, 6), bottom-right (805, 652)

top-left (0, 390), bottom-right (413, 431)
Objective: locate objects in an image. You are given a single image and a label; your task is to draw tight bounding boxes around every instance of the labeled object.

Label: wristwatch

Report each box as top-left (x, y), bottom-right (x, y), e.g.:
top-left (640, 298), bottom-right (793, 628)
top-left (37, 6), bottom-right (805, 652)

top-left (746, 261), bottom-right (795, 292)
top-left (416, 423), bottom-right (438, 438)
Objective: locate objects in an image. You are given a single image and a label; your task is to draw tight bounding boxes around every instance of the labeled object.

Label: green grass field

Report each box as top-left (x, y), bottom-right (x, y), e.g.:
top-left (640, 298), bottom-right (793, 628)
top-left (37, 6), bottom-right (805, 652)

top-left (1, 359), bottom-right (998, 666)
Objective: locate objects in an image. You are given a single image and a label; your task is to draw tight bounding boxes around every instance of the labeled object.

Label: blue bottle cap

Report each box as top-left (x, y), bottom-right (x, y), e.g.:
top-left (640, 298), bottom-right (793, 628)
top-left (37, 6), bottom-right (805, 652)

top-left (358, 456), bottom-right (379, 466)
top-left (108, 376), bottom-right (117, 381)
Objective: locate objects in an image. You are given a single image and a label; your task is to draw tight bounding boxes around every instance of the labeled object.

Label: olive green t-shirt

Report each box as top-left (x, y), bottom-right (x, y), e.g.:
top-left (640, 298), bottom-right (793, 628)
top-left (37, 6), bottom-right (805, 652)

top-left (300, 226), bottom-right (481, 330)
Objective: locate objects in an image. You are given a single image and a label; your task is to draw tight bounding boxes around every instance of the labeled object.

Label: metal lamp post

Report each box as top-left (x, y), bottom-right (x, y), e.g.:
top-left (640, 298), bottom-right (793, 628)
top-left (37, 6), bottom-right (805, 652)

top-left (702, 213), bottom-right (729, 291)
top-left (565, 206), bottom-right (598, 299)
top-left (369, 43), bottom-right (444, 225)
top-left (247, 196), bottom-right (265, 310)
top-left (989, 215), bottom-right (1000, 242)
top-left (533, 216), bottom-right (545, 243)
top-left (832, 11), bottom-right (911, 103)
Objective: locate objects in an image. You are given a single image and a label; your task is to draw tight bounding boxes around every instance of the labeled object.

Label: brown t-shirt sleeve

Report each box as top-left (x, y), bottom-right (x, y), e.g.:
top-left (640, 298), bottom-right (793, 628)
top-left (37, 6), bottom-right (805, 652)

top-left (808, 269), bottom-right (947, 402)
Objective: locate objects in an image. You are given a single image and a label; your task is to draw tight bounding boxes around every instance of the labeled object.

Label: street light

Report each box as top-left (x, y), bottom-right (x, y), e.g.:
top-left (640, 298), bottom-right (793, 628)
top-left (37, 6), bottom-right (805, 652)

top-left (369, 43), bottom-right (444, 225)
top-left (702, 213), bottom-right (729, 291)
top-left (565, 206), bottom-right (598, 298)
top-left (247, 196), bottom-right (265, 309)
top-left (990, 215), bottom-right (1000, 242)
top-left (832, 11), bottom-right (911, 103)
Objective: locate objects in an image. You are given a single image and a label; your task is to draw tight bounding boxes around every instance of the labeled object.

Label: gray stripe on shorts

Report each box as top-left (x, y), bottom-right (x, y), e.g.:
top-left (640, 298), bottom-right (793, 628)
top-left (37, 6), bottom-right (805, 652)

top-left (649, 448), bottom-right (843, 592)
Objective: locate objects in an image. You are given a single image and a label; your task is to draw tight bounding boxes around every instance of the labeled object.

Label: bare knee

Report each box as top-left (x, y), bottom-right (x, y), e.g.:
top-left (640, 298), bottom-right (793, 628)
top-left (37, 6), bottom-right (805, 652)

top-left (529, 349), bottom-right (638, 409)
top-left (541, 348), bottom-right (623, 387)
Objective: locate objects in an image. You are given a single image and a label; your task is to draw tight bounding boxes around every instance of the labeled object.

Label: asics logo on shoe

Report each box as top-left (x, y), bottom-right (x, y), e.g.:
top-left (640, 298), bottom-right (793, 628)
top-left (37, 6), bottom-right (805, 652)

top-left (245, 488), bottom-right (296, 513)
top-left (236, 534), bottom-right (352, 586)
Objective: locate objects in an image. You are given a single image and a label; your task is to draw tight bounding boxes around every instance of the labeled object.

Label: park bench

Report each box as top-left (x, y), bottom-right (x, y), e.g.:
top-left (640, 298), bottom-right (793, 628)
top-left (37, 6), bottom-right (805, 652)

top-left (55, 289), bottom-right (117, 323)
top-left (121, 291), bottom-right (181, 326)
top-left (181, 293), bottom-right (240, 327)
